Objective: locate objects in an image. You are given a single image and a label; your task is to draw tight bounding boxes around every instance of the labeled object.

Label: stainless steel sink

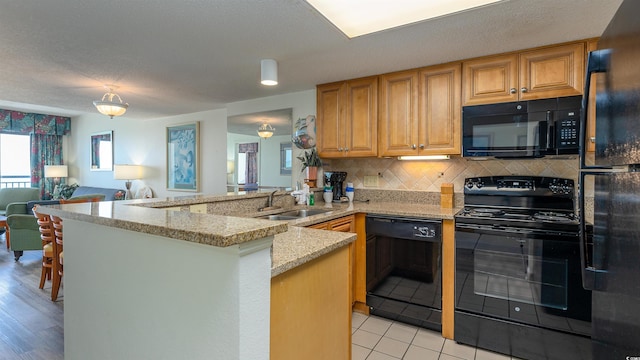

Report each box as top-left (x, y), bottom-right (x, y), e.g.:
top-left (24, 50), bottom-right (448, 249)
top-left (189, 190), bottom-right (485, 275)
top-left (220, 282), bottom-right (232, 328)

top-left (278, 209), bottom-right (331, 217)
top-left (259, 208), bottom-right (331, 221)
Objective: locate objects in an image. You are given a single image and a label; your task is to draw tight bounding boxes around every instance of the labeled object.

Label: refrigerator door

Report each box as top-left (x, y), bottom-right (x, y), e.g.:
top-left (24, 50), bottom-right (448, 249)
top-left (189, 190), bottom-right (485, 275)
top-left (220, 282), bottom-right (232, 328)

top-left (591, 172), bottom-right (640, 357)
top-left (593, 0), bottom-right (640, 167)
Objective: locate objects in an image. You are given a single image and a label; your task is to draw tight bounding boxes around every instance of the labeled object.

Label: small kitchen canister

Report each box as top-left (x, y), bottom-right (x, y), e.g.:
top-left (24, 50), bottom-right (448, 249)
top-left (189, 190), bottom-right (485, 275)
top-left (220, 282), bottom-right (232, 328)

top-left (345, 182), bottom-right (354, 203)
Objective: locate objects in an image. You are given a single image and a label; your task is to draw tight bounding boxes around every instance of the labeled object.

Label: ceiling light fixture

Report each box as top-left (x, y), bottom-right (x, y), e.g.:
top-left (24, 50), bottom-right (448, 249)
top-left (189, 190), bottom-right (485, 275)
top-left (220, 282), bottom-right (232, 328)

top-left (260, 59), bottom-right (278, 86)
top-left (257, 123), bottom-right (275, 138)
top-left (93, 85), bottom-right (129, 118)
top-left (397, 155), bottom-right (451, 161)
top-left (306, 0), bottom-right (506, 38)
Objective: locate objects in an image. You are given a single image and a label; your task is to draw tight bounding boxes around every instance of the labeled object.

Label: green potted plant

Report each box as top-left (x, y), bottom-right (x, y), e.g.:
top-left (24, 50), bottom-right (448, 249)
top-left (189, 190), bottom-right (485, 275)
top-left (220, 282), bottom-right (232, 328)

top-left (297, 147), bottom-right (322, 183)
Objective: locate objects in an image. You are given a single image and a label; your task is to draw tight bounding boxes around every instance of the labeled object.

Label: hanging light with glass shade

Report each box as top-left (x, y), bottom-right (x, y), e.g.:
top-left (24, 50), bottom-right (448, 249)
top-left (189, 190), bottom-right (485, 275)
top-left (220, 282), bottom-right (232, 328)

top-left (257, 123), bottom-right (275, 138)
top-left (93, 85), bottom-right (129, 118)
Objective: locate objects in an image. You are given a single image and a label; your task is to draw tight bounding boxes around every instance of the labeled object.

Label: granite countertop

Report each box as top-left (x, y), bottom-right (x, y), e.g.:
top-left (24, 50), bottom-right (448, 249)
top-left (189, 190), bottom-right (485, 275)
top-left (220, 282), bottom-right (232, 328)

top-left (37, 194), bottom-right (462, 278)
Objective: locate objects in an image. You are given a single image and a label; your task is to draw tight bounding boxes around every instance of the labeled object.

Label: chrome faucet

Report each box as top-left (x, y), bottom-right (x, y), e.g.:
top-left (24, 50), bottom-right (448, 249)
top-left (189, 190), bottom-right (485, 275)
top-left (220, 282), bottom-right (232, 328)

top-left (267, 190), bottom-right (278, 208)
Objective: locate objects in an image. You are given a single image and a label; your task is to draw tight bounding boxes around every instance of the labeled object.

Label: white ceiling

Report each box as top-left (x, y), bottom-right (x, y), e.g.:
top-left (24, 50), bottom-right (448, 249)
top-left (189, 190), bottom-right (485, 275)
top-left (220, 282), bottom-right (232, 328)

top-left (0, 0), bottom-right (623, 121)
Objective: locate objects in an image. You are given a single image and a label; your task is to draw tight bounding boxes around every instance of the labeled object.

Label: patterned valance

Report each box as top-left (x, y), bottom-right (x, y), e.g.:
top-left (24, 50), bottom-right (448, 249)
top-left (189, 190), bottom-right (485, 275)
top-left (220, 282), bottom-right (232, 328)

top-left (0, 109), bottom-right (71, 135)
top-left (238, 142), bottom-right (258, 153)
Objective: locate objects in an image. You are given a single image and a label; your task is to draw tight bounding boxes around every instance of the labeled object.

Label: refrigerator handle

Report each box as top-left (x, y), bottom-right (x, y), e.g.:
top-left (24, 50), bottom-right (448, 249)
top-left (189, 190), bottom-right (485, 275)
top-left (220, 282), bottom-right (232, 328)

top-left (579, 171), bottom-right (608, 291)
top-left (579, 49), bottom-right (612, 170)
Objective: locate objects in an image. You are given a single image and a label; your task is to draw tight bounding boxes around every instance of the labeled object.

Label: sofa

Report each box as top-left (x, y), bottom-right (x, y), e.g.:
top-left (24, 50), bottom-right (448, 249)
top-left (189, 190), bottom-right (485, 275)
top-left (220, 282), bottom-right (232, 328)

top-left (6, 186), bottom-right (125, 261)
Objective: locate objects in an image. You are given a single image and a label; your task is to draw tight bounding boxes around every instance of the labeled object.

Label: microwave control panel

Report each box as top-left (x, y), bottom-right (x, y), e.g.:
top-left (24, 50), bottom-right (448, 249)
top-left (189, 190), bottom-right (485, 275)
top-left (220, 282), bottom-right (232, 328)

top-left (556, 109), bottom-right (580, 149)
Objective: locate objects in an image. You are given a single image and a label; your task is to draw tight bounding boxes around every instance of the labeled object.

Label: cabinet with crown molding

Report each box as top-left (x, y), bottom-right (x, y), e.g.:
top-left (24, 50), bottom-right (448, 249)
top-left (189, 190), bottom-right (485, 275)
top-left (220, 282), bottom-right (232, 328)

top-left (462, 42), bottom-right (585, 105)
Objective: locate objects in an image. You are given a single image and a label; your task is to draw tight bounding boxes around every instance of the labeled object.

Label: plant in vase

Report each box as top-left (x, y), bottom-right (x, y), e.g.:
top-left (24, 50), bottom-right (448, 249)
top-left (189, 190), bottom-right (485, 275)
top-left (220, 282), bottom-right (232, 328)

top-left (297, 147), bottom-right (322, 187)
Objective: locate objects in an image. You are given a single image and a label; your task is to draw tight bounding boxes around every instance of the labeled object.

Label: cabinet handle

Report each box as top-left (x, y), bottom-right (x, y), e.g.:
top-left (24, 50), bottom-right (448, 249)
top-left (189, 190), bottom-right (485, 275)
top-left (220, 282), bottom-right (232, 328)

top-left (510, 88), bottom-right (517, 94)
top-left (419, 144), bottom-right (425, 149)
top-left (411, 144), bottom-right (417, 149)
top-left (345, 147), bottom-right (349, 152)
top-left (338, 147), bottom-right (343, 152)
top-left (521, 87), bottom-right (528, 93)
top-left (590, 137), bottom-right (596, 143)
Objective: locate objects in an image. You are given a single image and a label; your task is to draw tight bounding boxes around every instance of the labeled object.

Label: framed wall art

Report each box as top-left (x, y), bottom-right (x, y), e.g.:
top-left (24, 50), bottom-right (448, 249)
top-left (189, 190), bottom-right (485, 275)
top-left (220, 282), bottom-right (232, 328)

top-left (166, 122), bottom-right (199, 191)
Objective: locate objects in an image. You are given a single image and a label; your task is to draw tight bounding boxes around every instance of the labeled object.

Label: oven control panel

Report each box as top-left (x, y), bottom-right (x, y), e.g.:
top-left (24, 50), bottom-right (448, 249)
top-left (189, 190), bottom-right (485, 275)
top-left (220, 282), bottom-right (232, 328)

top-left (463, 176), bottom-right (575, 198)
top-left (496, 179), bottom-right (533, 189)
top-left (548, 178), bottom-right (574, 195)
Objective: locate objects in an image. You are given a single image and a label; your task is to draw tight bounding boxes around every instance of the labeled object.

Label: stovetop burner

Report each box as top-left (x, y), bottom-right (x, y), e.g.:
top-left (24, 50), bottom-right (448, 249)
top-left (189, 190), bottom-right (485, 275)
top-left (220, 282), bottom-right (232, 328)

top-left (457, 176), bottom-right (579, 231)
top-left (533, 211), bottom-right (576, 222)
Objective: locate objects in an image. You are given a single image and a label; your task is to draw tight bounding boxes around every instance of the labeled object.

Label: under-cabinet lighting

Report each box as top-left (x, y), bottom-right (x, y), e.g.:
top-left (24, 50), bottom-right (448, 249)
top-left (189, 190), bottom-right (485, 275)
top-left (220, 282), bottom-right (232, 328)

top-left (397, 155), bottom-right (451, 161)
top-left (306, 0), bottom-right (506, 38)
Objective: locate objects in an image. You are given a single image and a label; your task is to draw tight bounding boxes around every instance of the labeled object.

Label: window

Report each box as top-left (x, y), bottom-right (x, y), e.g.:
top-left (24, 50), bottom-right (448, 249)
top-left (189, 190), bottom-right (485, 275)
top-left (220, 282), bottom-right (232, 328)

top-left (0, 134), bottom-right (31, 188)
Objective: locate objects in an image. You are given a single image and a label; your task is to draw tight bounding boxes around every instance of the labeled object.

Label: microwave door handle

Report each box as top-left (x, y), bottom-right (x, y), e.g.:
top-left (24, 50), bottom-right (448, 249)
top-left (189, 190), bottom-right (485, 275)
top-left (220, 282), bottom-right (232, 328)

top-left (579, 171), bottom-right (608, 291)
top-left (580, 49), bottom-right (612, 170)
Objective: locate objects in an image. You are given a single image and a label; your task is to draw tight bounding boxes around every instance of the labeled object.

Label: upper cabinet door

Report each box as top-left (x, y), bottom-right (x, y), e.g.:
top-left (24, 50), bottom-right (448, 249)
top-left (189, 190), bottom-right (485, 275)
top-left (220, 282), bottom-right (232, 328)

top-left (317, 77), bottom-right (378, 158)
top-left (379, 70), bottom-right (419, 157)
top-left (462, 54), bottom-right (519, 105)
top-left (519, 42), bottom-right (585, 100)
top-left (316, 81), bottom-right (346, 158)
top-left (463, 41), bottom-right (586, 105)
top-left (345, 76), bottom-right (378, 158)
top-left (418, 62), bottom-right (462, 155)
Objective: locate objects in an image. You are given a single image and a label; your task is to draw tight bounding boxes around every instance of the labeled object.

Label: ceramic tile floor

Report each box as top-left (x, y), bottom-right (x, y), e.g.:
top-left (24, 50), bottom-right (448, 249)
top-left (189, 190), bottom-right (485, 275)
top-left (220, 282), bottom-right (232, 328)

top-left (352, 312), bottom-right (524, 360)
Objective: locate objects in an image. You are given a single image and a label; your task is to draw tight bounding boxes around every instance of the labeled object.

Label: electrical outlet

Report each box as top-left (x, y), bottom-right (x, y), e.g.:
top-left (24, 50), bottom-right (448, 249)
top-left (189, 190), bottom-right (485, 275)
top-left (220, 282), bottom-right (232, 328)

top-left (364, 175), bottom-right (379, 187)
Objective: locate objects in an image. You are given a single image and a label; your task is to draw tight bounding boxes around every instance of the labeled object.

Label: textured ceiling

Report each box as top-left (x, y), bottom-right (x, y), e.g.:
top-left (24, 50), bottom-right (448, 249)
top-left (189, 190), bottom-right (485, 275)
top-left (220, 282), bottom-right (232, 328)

top-left (0, 0), bottom-right (624, 120)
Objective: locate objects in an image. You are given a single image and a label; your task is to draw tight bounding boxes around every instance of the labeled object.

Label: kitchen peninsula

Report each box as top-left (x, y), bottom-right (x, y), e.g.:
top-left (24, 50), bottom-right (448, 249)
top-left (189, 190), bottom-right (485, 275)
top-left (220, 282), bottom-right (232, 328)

top-left (38, 189), bottom-right (459, 360)
top-left (37, 192), bottom-right (357, 360)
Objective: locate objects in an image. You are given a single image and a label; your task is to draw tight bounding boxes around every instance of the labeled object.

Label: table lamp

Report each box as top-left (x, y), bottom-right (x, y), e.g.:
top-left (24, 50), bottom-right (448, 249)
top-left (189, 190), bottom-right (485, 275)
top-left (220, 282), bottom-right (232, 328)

top-left (114, 164), bottom-right (143, 199)
top-left (44, 165), bottom-right (68, 199)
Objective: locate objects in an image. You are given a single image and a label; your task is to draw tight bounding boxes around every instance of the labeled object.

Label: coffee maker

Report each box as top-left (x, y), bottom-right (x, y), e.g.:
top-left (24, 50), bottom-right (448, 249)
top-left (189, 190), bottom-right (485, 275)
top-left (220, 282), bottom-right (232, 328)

top-left (324, 171), bottom-right (348, 202)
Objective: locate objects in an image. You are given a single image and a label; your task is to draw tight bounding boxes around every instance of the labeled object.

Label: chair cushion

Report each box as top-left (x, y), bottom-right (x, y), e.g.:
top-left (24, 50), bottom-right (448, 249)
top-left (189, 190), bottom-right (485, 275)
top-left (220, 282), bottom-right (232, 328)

top-left (43, 242), bottom-right (53, 256)
top-left (26, 200), bottom-right (61, 215)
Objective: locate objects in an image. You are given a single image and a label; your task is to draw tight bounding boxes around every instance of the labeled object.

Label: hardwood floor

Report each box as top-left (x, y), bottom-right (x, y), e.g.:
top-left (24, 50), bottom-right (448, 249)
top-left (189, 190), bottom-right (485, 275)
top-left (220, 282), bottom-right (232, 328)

top-left (0, 233), bottom-right (64, 360)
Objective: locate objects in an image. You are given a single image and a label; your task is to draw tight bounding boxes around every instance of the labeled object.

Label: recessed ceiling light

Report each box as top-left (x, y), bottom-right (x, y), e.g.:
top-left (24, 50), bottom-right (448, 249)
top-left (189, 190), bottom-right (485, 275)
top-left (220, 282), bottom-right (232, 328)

top-left (306, 0), bottom-right (507, 38)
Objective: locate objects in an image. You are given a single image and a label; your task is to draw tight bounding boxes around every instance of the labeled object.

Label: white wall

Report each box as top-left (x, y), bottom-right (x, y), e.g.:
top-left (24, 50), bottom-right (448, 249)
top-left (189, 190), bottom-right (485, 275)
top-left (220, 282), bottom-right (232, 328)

top-left (227, 90), bottom-right (316, 189)
top-left (69, 109), bottom-right (228, 198)
top-left (68, 89), bottom-right (315, 196)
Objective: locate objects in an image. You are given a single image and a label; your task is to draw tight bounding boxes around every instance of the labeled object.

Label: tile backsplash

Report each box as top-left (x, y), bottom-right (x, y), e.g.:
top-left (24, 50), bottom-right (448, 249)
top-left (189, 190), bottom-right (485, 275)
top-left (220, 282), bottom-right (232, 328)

top-left (323, 156), bottom-right (579, 193)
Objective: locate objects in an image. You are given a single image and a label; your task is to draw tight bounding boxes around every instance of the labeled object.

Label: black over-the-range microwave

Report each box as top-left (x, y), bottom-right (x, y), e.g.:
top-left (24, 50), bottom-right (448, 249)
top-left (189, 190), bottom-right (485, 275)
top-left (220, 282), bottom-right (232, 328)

top-left (462, 95), bottom-right (582, 158)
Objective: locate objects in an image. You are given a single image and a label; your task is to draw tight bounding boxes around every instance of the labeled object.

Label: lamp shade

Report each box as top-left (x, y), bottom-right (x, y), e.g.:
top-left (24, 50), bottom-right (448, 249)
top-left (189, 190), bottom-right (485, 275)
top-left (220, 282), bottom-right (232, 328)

top-left (94, 86), bottom-right (129, 118)
top-left (44, 165), bottom-right (68, 178)
top-left (260, 59), bottom-right (278, 86)
top-left (114, 164), bottom-right (143, 180)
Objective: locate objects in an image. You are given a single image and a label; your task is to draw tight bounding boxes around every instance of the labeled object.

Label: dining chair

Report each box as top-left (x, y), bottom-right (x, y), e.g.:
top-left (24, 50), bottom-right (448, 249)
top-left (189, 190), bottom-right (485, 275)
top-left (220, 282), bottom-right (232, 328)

top-left (50, 214), bottom-right (63, 301)
top-left (32, 206), bottom-right (54, 290)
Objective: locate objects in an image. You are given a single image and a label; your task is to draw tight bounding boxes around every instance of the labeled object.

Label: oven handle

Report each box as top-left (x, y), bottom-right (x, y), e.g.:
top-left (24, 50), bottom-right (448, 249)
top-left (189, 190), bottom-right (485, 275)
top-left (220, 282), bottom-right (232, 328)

top-left (579, 170), bottom-right (608, 291)
top-left (454, 223), bottom-right (535, 236)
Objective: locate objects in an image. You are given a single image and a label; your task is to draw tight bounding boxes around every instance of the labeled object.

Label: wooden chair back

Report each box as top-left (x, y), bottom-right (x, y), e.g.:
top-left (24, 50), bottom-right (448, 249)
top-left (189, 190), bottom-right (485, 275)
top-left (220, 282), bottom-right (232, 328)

top-left (59, 196), bottom-right (102, 204)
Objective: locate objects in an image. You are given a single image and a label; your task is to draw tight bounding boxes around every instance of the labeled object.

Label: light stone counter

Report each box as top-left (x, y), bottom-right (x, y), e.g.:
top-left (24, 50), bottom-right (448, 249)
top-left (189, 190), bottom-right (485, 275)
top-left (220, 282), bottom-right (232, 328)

top-left (38, 193), bottom-right (460, 278)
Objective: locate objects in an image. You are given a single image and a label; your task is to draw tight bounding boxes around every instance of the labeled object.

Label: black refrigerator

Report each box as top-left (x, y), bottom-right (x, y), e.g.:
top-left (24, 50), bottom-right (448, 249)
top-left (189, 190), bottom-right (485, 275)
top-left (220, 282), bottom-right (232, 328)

top-left (579, 0), bottom-right (640, 358)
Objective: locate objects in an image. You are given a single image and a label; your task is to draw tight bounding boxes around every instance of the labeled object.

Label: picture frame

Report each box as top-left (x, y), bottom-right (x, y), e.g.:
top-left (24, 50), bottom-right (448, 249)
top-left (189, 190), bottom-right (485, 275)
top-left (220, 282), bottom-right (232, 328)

top-left (280, 142), bottom-right (292, 175)
top-left (166, 122), bottom-right (199, 191)
top-left (90, 130), bottom-right (113, 171)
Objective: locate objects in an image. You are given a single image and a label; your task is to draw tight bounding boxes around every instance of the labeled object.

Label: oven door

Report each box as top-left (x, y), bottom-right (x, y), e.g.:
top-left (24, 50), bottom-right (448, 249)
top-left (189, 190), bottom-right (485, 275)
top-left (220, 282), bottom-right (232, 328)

top-left (455, 224), bottom-right (591, 336)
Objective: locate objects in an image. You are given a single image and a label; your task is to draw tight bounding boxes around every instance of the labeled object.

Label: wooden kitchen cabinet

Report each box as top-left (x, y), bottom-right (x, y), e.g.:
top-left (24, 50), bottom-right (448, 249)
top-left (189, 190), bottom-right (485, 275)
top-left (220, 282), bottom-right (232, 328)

top-left (463, 42), bottom-right (585, 105)
top-left (379, 62), bottom-right (461, 156)
top-left (316, 76), bottom-right (378, 158)
top-left (307, 214), bottom-right (368, 313)
top-left (271, 245), bottom-right (351, 360)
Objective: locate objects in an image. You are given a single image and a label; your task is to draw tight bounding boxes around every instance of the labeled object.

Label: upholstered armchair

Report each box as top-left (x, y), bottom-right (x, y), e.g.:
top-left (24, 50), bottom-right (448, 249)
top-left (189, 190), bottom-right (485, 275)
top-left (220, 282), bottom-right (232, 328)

top-left (6, 187), bottom-right (118, 261)
top-left (0, 187), bottom-right (40, 216)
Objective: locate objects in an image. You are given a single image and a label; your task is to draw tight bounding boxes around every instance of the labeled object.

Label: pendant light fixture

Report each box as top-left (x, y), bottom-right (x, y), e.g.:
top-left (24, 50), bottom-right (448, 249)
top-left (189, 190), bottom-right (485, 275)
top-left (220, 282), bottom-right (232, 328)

top-left (93, 85), bottom-right (129, 118)
top-left (257, 123), bottom-right (275, 138)
top-left (260, 59), bottom-right (278, 86)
